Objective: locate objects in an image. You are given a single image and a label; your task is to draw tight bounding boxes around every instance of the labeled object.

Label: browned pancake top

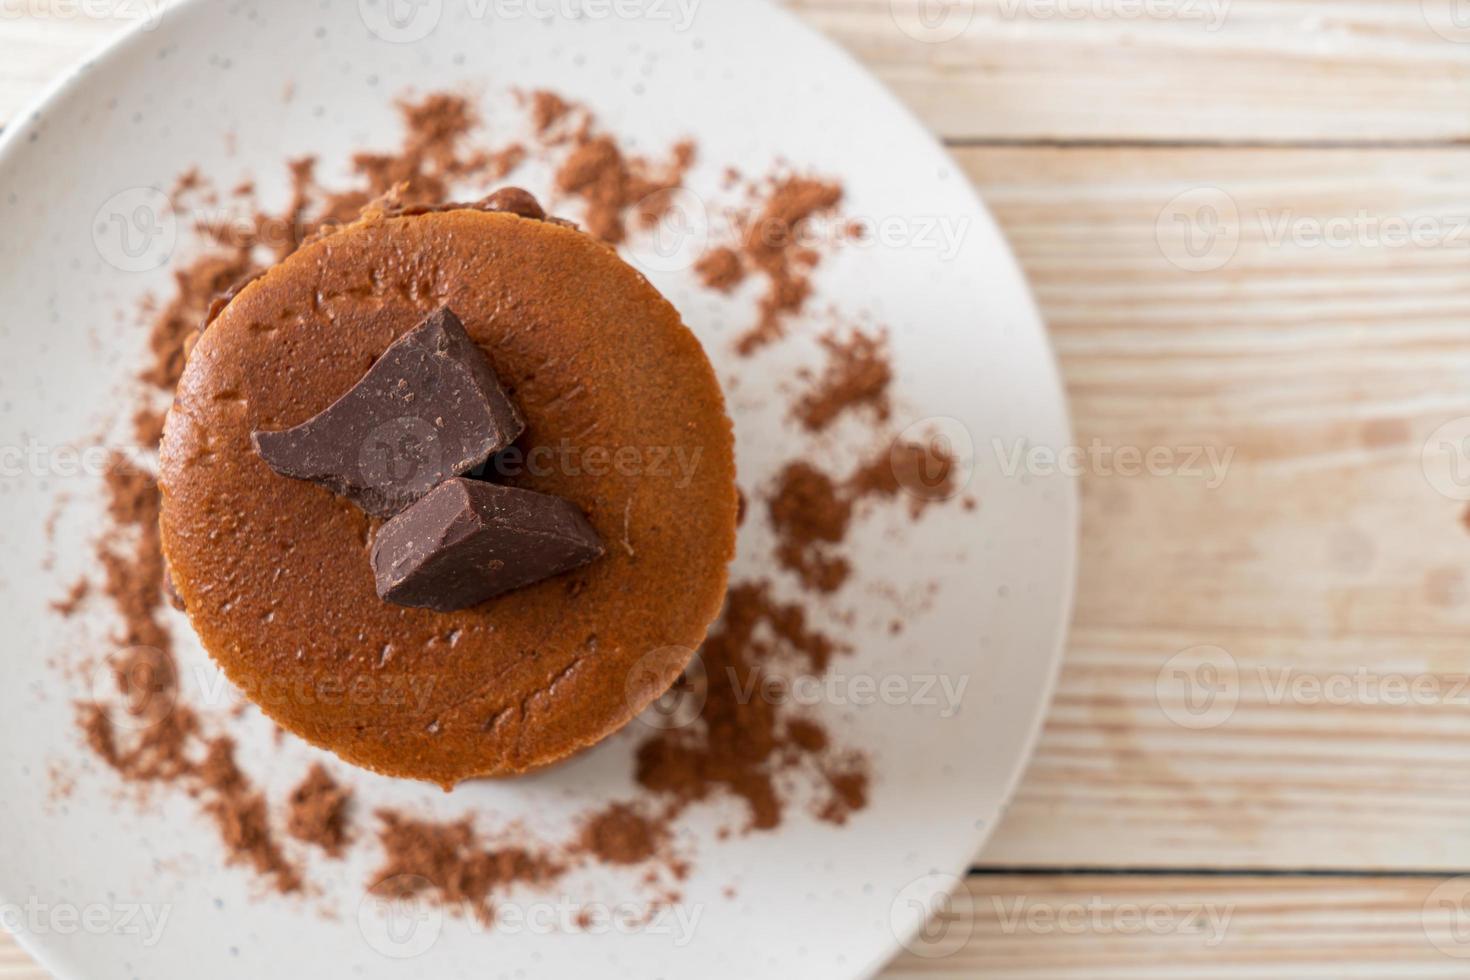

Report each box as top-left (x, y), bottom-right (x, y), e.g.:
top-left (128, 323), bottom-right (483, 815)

top-left (159, 208), bottom-right (737, 787)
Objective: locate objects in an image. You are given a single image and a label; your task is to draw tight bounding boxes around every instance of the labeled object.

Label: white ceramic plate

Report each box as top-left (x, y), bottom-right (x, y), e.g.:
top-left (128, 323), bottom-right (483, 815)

top-left (0, 1), bottom-right (1075, 977)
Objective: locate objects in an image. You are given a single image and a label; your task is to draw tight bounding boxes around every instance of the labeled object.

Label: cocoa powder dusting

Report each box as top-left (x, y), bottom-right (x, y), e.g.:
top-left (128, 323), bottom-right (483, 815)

top-left (315, 94), bottom-right (499, 226)
top-left (50, 578), bottom-right (89, 617)
top-left (849, 439), bottom-right (959, 518)
top-left (768, 462), bottom-right (853, 594)
top-left (694, 245), bottom-right (745, 293)
top-left (135, 95), bottom-right (503, 436)
top-left (83, 455), bottom-right (303, 891)
top-left (371, 811), bottom-right (564, 923)
top-left (137, 251), bottom-right (256, 441)
top-left (287, 764), bottom-right (353, 858)
top-left (634, 581), bottom-right (852, 831)
top-left (818, 764), bottom-right (870, 826)
top-left (786, 718), bottom-right (830, 754)
top-left (731, 176), bottom-right (843, 355)
top-left (578, 803), bottom-right (668, 866)
top-left (57, 86), bottom-right (972, 917)
top-left (544, 100), bottom-right (696, 244)
top-left (766, 438), bottom-right (955, 593)
top-left (527, 89), bottom-right (573, 134)
top-left (73, 94), bottom-right (506, 893)
top-left (795, 329), bottom-right (893, 432)
top-left (199, 737), bottom-right (303, 893)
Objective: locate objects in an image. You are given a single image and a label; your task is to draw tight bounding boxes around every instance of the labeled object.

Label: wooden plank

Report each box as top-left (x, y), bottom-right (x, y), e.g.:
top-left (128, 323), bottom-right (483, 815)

top-left (886, 875), bottom-right (1470, 977)
top-left (3, 0), bottom-right (1470, 902)
top-left (3, 2), bottom-right (1469, 142)
top-left (963, 145), bottom-right (1470, 636)
top-left (8, 875), bottom-right (1470, 976)
top-left (789, 0), bottom-right (1470, 144)
top-left (0, 933), bottom-right (46, 980)
top-left (0, 11), bottom-right (136, 128)
top-left (959, 144), bottom-right (1470, 868)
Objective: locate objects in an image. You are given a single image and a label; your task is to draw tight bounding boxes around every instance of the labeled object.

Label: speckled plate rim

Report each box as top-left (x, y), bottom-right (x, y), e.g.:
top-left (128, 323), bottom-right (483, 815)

top-left (0, 2), bottom-right (1078, 977)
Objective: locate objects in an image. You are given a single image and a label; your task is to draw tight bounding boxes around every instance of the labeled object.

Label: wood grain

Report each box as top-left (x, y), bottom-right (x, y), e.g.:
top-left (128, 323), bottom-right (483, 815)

top-left (4, 3), bottom-right (1470, 977)
top-left (799, 0), bottom-right (1470, 144)
top-left (793, 0), bottom-right (1470, 143)
top-left (0, 9), bottom-right (132, 127)
top-left (951, 145), bottom-right (1470, 869)
top-left (8, 875), bottom-right (1470, 977)
top-left (0, 935), bottom-right (45, 980)
top-left (3, 1), bottom-right (1469, 142)
top-left (884, 875), bottom-right (1470, 977)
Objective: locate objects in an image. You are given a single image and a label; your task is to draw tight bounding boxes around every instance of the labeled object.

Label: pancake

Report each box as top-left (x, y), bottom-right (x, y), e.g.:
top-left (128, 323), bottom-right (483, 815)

top-left (158, 199), bottom-right (738, 788)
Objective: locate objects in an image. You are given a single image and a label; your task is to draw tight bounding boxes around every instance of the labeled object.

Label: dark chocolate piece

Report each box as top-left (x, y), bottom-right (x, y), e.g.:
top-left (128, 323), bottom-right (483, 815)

top-left (371, 478), bottom-right (604, 611)
top-left (162, 558), bottom-right (187, 612)
top-left (480, 187), bottom-right (546, 220)
top-left (252, 307), bottom-right (523, 518)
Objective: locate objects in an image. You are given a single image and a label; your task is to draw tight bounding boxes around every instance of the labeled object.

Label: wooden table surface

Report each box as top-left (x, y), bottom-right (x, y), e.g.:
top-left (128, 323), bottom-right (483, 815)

top-left (4, 1), bottom-right (1469, 976)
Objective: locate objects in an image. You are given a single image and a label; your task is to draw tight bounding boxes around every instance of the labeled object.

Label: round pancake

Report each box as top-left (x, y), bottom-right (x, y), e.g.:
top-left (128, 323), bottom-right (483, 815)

top-left (159, 205), bottom-right (738, 788)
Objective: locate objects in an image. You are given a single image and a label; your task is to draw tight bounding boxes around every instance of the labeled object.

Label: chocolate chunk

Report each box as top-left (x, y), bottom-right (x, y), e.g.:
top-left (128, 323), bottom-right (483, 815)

top-left (162, 558), bottom-right (187, 612)
top-left (371, 478), bottom-right (604, 611)
top-left (252, 307), bottom-right (523, 518)
top-left (481, 187), bottom-right (545, 220)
